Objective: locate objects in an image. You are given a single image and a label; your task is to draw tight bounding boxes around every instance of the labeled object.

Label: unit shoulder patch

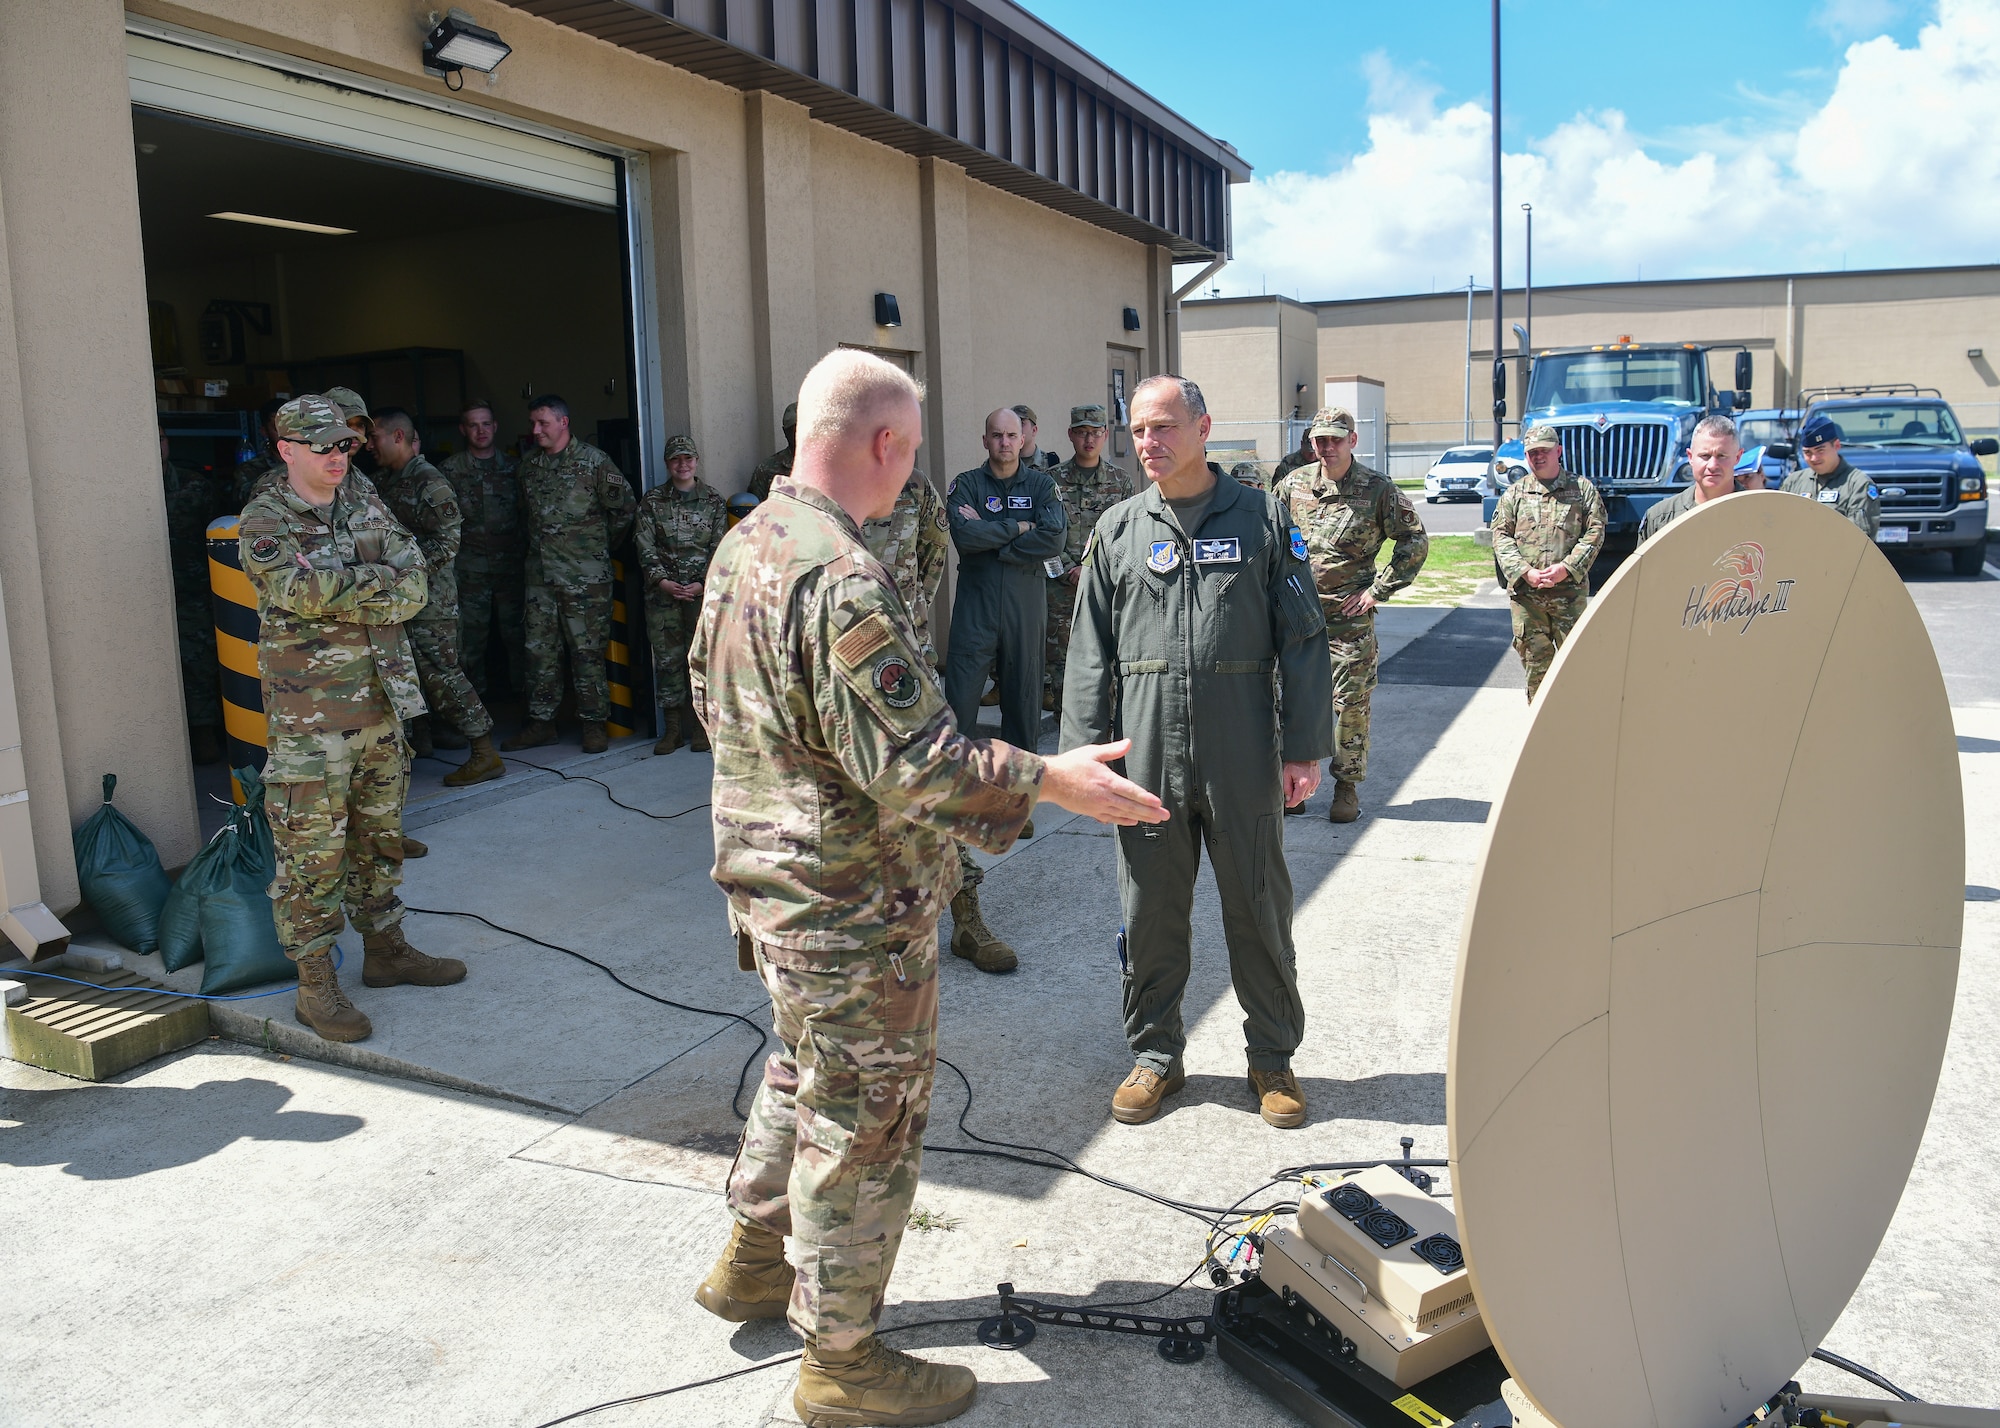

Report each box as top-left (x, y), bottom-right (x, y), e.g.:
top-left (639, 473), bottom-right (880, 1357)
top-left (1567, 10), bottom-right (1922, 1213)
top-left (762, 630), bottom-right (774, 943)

top-left (872, 652), bottom-right (921, 708)
top-left (249, 534), bottom-right (282, 563)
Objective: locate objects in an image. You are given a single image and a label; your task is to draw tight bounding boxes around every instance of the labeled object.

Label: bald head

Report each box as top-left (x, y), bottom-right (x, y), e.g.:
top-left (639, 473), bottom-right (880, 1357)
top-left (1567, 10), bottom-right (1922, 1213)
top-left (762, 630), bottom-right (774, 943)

top-left (792, 348), bottom-right (925, 521)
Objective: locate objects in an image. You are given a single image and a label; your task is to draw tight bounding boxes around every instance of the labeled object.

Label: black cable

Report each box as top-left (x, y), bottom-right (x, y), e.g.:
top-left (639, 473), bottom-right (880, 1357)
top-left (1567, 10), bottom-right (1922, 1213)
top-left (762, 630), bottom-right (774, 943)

top-left (401, 906), bottom-right (766, 1121)
top-left (413, 752), bottom-right (709, 822)
top-left (1810, 1347), bottom-right (1918, 1402)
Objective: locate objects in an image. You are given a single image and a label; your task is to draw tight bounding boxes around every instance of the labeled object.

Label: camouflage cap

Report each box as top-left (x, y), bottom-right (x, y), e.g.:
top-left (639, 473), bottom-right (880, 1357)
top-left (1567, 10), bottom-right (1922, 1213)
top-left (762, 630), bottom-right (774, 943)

top-left (1521, 423), bottom-right (1562, 451)
top-left (1069, 404), bottom-right (1110, 430)
top-left (664, 434), bottom-right (699, 460)
top-left (781, 402), bottom-right (798, 431)
top-left (1308, 406), bottom-right (1355, 438)
top-left (322, 386), bottom-right (371, 425)
top-left (273, 394), bottom-right (353, 446)
top-left (1012, 403), bottom-right (1039, 427)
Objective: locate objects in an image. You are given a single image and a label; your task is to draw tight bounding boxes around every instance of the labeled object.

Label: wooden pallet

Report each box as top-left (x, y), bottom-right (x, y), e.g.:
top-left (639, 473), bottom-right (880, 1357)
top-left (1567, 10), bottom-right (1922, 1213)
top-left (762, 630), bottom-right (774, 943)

top-left (5, 967), bottom-right (209, 1080)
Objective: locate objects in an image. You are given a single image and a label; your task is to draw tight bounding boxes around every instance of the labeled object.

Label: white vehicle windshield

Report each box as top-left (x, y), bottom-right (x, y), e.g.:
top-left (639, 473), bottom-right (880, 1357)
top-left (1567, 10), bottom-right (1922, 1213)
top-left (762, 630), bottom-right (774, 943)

top-left (1526, 350), bottom-right (1703, 409)
top-left (1736, 419), bottom-right (1793, 447)
top-left (1818, 404), bottom-right (1964, 447)
top-left (1437, 450), bottom-right (1491, 464)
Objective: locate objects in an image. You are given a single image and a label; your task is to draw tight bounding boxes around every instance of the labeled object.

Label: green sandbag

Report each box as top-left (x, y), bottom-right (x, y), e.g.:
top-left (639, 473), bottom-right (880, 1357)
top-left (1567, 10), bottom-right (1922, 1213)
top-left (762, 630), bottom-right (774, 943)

top-left (196, 767), bottom-right (295, 996)
top-left (157, 867), bottom-right (204, 973)
top-left (73, 773), bottom-right (171, 955)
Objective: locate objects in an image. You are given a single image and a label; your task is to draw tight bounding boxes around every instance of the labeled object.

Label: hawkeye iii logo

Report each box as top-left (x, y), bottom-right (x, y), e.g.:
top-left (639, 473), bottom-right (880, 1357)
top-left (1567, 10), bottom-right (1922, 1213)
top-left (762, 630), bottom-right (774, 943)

top-left (1682, 541), bottom-right (1795, 635)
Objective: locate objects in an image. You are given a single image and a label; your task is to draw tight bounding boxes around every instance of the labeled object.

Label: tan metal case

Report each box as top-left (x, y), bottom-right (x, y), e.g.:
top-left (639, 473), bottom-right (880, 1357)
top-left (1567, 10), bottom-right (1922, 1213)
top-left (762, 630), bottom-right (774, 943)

top-left (1296, 1164), bottom-right (1475, 1332)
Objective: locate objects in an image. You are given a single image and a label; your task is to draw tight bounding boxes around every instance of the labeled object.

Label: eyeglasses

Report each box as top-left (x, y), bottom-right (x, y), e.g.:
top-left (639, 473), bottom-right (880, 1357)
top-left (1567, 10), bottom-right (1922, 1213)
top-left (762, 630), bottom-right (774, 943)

top-left (286, 436), bottom-right (360, 456)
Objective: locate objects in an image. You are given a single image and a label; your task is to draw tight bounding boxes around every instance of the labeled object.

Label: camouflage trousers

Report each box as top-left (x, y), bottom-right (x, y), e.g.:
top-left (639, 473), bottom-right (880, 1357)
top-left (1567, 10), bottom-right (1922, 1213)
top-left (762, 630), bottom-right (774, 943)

top-left (1326, 611), bottom-right (1378, 784)
top-left (263, 720), bottom-right (409, 960)
top-left (956, 841), bottom-right (983, 891)
top-left (643, 589), bottom-right (701, 707)
top-left (458, 567), bottom-right (525, 699)
top-left (175, 592), bottom-right (221, 728)
top-left (406, 620), bottom-right (494, 739)
top-left (727, 935), bottom-right (939, 1351)
top-left (524, 580), bottom-right (613, 723)
top-left (1044, 576), bottom-right (1077, 704)
top-left (1511, 589), bottom-right (1589, 702)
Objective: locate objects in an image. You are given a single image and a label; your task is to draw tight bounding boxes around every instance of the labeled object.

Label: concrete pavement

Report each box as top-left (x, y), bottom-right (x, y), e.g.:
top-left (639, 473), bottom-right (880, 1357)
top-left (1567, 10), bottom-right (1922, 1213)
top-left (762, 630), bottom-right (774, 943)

top-left (5, 573), bottom-right (1998, 1424)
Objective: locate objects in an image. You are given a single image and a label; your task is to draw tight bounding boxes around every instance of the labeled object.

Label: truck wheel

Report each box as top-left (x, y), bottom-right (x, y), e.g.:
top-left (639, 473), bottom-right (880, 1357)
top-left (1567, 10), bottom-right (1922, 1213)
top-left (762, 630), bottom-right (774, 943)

top-left (1951, 542), bottom-right (1987, 577)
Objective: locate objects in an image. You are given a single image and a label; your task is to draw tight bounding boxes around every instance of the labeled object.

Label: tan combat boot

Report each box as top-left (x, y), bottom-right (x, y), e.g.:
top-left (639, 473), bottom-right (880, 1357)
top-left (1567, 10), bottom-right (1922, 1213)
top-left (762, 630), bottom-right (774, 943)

top-left (1328, 780), bottom-right (1361, 824)
top-left (362, 925), bottom-right (468, 988)
top-left (1111, 1064), bottom-right (1185, 1125)
top-left (1249, 1067), bottom-right (1307, 1129)
top-left (401, 836), bottom-right (429, 859)
top-left (580, 721), bottom-right (609, 754)
top-left (294, 949), bottom-right (371, 1042)
top-left (685, 704), bottom-right (710, 753)
top-left (501, 718), bottom-right (559, 751)
top-left (653, 704), bottom-right (683, 756)
top-left (693, 1219), bottom-right (792, 1322)
top-left (794, 1336), bottom-right (976, 1428)
top-left (948, 886), bottom-right (1017, 973)
top-left (442, 734), bottom-right (505, 787)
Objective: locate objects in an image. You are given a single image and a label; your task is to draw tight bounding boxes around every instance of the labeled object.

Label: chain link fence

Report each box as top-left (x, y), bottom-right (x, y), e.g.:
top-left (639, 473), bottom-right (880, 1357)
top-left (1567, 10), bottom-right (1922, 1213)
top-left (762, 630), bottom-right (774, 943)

top-left (1208, 417), bottom-right (1515, 482)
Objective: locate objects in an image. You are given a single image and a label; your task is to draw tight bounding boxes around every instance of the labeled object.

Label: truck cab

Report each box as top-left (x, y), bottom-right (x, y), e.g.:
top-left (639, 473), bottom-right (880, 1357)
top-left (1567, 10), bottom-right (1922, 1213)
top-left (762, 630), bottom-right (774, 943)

top-left (1482, 341), bottom-right (1750, 552)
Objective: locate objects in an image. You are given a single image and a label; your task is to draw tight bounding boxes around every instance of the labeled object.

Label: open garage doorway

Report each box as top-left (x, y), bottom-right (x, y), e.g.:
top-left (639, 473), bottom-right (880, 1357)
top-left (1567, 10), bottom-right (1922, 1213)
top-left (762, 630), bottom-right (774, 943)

top-left (134, 89), bottom-right (647, 831)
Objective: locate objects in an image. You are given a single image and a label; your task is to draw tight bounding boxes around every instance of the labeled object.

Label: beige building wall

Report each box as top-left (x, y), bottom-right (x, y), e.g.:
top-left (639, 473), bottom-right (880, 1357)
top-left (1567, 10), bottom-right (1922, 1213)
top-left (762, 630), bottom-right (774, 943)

top-left (0, 0), bottom-right (1173, 935)
top-left (1179, 295), bottom-right (1318, 462)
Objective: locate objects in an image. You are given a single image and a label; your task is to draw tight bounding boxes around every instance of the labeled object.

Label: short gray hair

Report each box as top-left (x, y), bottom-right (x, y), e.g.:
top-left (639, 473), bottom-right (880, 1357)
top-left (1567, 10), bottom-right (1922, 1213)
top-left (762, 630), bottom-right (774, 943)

top-left (1692, 414), bottom-right (1739, 444)
top-left (1131, 374), bottom-right (1207, 421)
top-left (797, 348), bottom-right (926, 450)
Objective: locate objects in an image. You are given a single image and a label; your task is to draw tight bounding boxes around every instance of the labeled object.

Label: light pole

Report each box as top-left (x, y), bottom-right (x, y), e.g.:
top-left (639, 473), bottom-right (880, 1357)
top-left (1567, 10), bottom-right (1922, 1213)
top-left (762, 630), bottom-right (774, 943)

top-left (1490, 0), bottom-right (1505, 451)
top-left (1462, 275), bottom-right (1476, 444)
top-left (1521, 203), bottom-right (1533, 357)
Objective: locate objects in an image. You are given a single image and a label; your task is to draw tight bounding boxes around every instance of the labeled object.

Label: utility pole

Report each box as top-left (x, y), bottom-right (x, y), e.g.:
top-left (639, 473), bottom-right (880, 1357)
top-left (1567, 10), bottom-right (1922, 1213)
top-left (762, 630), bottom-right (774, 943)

top-left (1521, 203), bottom-right (1534, 355)
top-left (1490, 0), bottom-right (1505, 451)
top-left (1463, 276), bottom-right (1475, 444)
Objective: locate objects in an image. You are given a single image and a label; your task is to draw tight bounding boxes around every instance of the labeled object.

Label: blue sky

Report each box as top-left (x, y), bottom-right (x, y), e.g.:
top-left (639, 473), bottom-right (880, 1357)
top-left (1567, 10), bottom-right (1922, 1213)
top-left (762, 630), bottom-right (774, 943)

top-left (1016, 0), bottom-right (1987, 299)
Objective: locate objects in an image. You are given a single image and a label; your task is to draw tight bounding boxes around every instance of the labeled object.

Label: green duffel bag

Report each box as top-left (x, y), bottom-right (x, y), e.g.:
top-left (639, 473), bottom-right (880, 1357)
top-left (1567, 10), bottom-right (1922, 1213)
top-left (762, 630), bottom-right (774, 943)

top-left (73, 773), bottom-right (171, 955)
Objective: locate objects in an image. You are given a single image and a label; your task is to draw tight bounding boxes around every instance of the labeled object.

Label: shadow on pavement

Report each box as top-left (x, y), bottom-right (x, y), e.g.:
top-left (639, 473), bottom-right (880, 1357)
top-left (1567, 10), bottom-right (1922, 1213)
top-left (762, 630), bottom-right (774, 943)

top-left (0, 1077), bottom-right (363, 1179)
top-left (1377, 608), bottom-right (1521, 689)
top-left (1165, 1070), bottom-right (1446, 1127)
top-left (1375, 797), bottom-right (1491, 823)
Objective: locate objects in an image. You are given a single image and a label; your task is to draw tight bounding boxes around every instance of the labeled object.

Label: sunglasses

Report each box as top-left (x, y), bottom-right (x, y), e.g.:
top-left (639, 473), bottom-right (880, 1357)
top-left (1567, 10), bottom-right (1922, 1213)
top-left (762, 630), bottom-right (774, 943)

top-left (287, 436), bottom-right (360, 456)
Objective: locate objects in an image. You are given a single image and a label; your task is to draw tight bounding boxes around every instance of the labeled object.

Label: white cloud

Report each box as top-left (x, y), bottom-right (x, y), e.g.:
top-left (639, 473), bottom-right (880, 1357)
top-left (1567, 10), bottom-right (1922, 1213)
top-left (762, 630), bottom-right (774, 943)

top-left (1813, 0), bottom-right (1909, 39)
top-left (1221, 0), bottom-right (2000, 301)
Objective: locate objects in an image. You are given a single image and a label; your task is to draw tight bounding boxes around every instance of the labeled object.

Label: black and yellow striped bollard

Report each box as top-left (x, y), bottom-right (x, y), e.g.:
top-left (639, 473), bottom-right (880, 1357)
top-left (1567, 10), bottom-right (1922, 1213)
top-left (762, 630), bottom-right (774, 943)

top-left (606, 556), bottom-right (636, 738)
top-left (206, 515), bottom-right (265, 801)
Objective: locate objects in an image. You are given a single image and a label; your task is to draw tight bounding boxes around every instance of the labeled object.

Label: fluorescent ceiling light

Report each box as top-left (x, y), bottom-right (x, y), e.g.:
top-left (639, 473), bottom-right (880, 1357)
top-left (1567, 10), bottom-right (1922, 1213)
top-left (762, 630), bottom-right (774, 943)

top-left (207, 211), bottom-right (355, 236)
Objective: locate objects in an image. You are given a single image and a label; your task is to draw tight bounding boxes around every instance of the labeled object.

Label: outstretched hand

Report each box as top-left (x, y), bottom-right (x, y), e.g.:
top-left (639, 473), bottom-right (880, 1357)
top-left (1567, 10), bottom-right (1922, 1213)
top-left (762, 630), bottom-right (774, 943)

top-left (1282, 760), bottom-right (1321, 806)
top-left (1038, 740), bottom-right (1168, 827)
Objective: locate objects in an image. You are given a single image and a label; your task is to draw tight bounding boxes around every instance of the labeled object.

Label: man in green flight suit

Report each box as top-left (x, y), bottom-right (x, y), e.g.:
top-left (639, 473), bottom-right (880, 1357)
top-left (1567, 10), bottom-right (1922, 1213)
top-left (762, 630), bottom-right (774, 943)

top-left (1780, 414), bottom-right (1879, 538)
top-left (1277, 406), bottom-right (1429, 823)
top-left (1490, 423), bottom-right (1607, 700)
top-left (1639, 415), bottom-right (1742, 544)
top-left (1062, 375), bottom-right (1334, 1130)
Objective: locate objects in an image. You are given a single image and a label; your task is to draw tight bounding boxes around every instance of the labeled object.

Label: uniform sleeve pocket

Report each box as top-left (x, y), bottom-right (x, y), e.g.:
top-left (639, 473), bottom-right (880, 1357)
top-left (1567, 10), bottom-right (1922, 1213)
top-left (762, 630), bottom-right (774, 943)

top-left (1279, 571), bottom-right (1326, 641)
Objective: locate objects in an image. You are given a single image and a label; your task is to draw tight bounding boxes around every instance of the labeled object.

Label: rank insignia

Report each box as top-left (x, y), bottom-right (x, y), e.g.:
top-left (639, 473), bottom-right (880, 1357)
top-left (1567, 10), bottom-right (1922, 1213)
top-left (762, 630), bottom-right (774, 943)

top-left (1289, 527), bottom-right (1308, 562)
top-left (1008, 494), bottom-right (1034, 510)
top-left (873, 652), bottom-right (921, 708)
top-left (1146, 540), bottom-right (1181, 574)
top-left (985, 495), bottom-right (1004, 513)
top-left (1193, 537), bottom-right (1241, 564)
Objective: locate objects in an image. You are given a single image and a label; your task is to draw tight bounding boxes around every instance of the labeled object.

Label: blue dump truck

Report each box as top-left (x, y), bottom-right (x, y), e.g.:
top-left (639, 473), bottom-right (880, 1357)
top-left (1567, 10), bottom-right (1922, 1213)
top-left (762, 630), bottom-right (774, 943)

top-left (1482, 340), bottom-right (1756, 558)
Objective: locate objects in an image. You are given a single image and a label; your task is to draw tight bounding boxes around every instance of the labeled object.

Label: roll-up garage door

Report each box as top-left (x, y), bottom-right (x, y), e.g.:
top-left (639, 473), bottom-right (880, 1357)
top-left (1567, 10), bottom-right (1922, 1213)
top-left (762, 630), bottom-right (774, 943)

top-left (126, 31), bottom-right (619, 210)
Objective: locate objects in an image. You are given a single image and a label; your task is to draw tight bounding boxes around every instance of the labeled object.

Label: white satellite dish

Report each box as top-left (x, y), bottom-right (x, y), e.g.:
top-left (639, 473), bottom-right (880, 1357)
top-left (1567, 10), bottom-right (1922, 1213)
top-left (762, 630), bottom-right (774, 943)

top-left (1448, 492), bottom-right (1963, 1428)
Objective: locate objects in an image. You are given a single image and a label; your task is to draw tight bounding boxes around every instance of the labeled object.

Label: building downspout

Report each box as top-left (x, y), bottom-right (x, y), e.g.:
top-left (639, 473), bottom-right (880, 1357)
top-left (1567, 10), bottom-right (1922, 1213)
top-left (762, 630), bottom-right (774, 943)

top-left (1165, 256), bottom-right (1226, 375)
top-left (0, 565), bottom-right (68, 963)
top-left (1784, 276), bottom-right (1797, 408)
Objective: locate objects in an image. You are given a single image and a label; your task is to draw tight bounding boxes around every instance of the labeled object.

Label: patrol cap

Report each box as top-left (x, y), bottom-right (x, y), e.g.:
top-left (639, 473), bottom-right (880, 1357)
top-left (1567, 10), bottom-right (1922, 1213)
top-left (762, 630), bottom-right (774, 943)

top-left (1798, 414), bottom-right (1843, 447)
top-left (781, 402), bottom-right (798, 431)
top-left (1069, 404), bottom-right (1110, 430)
top-left (1012, 403), bottom-right (1039, 427)
top-left (322, 386), bottom-right (371, 427)
top-left (664, 434), bottom-right (699, 460)
top-left (1522, 423), bottom-right (1562, 451)
top-left (1308, 406), bottom-right (1355, 438)
top-left (274, 394), bottom-right (354, 447)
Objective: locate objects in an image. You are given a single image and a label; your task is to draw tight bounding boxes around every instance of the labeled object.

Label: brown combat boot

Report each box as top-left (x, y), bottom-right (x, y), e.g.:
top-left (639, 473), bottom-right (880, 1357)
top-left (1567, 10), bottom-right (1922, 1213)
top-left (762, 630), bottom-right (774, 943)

top-left (1249, 1067), bottom-right (1307, 1128)
top-left (794, 1336), bottom-right (976, 1428)
top-left (501, 718), bottom-right (559, 751)
top-left (1111, 1063), bottom-right (1186, 1125)
top-left (693, 1219), bottom-right (792, 1322)
top-left (1328, 780), bottom-right (1361, 824)
top-left (442, 735), bottom-right (505, 787)
top-left (653, 704), bottom-right (683, 756)
top-left (948, 886), bottom-right (1017, 973)
top-left (685, 704), bottom-right (710, 752)
top-left (294, 948), bottom-right (371, 1042)
top-left (401, 836), bottom-right (429, 859)
top-left (580, 721), bottom-right (609, 754)
top-left (362, 925), bottom-right (468, 988)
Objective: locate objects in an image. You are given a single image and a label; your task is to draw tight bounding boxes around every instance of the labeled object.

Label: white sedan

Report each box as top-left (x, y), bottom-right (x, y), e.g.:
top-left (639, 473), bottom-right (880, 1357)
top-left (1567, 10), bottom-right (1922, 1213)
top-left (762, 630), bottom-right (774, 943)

top-left (1423, 446), bottom-right (1495, 502)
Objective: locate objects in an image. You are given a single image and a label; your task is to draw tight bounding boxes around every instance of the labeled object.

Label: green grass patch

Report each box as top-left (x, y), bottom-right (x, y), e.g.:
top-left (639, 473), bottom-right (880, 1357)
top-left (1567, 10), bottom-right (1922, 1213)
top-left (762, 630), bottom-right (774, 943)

top-left (907, 1207), bottom-right (962, 1233)
top-left (1381, 534), bottom-right (1491, 606)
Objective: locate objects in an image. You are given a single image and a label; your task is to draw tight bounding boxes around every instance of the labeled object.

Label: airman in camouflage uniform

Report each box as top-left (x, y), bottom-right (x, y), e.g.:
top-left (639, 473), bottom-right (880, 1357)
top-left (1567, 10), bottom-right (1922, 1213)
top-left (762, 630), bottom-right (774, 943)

top-left (1490, 423), bottom-right (1606, 700)
top-left (1271, 427), bottom-right (1316, 484)
top-left (635, 435), bottom-right (728, 755)
top-left (1276, 406), bottom-right (1429, 822)
top-left (227, 399), bottom-right (286, 510)
top-left (1045, 404), bottom-right (1135, 712)
top-left (504, 395), bottom-right (637, 755)
top-left (369, 410), bottom-right (504, 784)
top-left (439, 403), bottom-right (525, 699)
top-left (746, 400), bottom-right (797, 502)
top-left (239, 396), bottom-right (466, 1046)
top-left (162, 435), bottom-right (226, 764)
top-left (689, 352), bottom-right (1164, 1426)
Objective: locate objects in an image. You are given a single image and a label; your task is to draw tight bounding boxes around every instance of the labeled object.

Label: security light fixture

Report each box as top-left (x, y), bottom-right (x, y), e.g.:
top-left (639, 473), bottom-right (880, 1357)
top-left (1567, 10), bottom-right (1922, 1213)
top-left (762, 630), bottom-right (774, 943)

top-left (424, 9), bottom-right (512, 88)
top-left (1970, 348), bottom-right (1984, 360)
top-left (208, 211), bottom-right (355, 236)
top-left (1123, 306), bottom-right (1142, 332)
top-left (874, 292), bottom-right (902, 327)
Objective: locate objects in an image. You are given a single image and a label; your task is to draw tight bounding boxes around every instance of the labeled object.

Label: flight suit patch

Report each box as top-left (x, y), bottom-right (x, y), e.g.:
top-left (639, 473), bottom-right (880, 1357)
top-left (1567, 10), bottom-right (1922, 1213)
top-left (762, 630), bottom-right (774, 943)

top-left (985, 495), bottom-right (1004, 513)
top-left (1008, 494), bottom-right (1034, 510)
top-left (1289, 527), bottom-right (1308, 562)
top-left (1146, 540), bottom-right (1181, 574)
top-left (832, 612), bottom-right (897, 669)
top-left (1193, 537), bottom-right (1240, 563)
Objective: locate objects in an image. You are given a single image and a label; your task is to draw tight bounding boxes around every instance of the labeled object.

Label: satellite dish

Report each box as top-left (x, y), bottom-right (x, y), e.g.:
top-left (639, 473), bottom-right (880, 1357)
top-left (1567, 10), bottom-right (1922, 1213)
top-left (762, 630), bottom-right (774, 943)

top-left (1448, 492), bottom-right (1962, 1428)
